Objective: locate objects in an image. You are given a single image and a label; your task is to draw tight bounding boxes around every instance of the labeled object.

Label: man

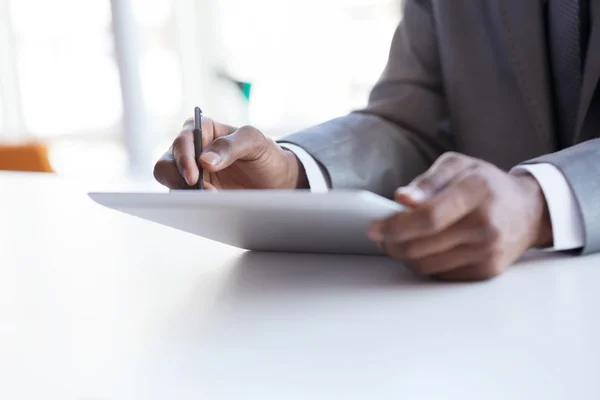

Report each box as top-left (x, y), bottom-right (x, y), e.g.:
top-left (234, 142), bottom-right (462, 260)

top-left (154, 0), bottom-right (600, 281)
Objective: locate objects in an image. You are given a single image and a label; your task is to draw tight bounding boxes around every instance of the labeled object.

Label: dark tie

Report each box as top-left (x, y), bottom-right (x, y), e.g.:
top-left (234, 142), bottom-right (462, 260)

top-left (549, 0), bottom-right (591, 144)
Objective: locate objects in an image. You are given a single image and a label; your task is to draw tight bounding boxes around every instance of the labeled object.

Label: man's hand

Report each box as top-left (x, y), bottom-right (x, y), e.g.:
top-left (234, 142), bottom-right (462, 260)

top-left (154, 117), bottom-right (308, 190)
top-left (368, 152), bottom-right (553, 282)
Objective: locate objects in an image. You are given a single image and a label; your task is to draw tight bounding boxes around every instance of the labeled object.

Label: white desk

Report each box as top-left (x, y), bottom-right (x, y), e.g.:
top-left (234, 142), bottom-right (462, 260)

top-left (1, 172), bottom-right (600, 400)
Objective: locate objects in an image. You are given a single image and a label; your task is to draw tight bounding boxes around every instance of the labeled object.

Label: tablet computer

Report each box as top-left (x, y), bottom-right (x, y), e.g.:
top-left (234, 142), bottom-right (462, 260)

top-left (88, 190), bottom-right (404, 255)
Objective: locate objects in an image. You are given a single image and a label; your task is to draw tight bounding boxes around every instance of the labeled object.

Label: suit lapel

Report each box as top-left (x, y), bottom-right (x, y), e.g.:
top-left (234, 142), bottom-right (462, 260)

top-left (494, 0), bottom-right (555, 149)
top-left (575, 0), bottom-right (600, 142)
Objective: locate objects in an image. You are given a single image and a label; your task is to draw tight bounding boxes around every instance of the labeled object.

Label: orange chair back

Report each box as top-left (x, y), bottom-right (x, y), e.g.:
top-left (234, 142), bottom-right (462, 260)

top-left (0, 143), bottom-right (54, 173)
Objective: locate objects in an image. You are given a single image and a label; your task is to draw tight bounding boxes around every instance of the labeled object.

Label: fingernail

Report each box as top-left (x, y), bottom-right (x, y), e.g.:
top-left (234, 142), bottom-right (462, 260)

top-left (201, 152), bottom-right (221, 166)
top-left (368, 224), bottom-right (384, 241)
top-left (181, 167), bottom-right (192, 186)
top-left (396, 186), bottom-right (427, 203)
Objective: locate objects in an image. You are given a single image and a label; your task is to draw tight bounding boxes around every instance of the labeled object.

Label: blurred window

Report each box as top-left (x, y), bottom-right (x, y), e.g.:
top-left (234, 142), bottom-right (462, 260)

top-left (9, 0), bottom-right (122, 137)
top-left (217, 0), bottom-right (401, 134)
top-left (1, 0), bottom-right (400, 179)
top-left (132, 0), bottom-right (172, 27)
top-left (131, 0), bottom-right (183, 121)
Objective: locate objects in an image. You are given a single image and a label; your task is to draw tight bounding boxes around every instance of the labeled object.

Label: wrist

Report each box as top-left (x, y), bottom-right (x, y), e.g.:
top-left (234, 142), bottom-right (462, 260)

top-left (517, 174), bottom-right (553, 248)
top-left (284, 149), bottom-right (309, 189)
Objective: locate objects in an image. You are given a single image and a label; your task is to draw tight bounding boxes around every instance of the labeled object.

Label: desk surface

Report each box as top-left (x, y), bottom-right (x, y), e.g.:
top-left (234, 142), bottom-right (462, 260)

top-left (1, 172), bottom-right (600, 400)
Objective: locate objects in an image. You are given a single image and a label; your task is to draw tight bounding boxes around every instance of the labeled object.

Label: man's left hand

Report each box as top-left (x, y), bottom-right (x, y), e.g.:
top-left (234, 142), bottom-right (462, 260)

top-left (368, 152), bottom-right (553, 282)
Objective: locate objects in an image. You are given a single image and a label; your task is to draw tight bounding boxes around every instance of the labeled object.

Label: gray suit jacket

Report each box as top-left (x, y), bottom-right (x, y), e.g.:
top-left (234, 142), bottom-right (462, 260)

top-left (282, 0), bottom-right (600, 255)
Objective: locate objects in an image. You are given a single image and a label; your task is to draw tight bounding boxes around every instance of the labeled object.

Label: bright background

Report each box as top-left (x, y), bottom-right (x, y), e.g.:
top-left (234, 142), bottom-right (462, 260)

top-left (0, 0), bottom-right (402, 187)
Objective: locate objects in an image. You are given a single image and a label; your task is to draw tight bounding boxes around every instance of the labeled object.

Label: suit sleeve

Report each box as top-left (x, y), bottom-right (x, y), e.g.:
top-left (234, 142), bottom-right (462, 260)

top-left (279, 0), bottom-right (453, 198)
top-left (522, 138), bottom-right (600, 254)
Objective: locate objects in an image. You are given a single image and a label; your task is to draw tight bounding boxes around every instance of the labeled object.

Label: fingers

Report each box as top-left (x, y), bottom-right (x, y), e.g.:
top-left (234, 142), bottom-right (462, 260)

top-left (203, 182), bottom-right (218, 191)
top-left (384, 213), bottom-right (492, 260)
top-left (172, 133), bottom-right (198, 186)
top-left (182, 116), bottom-right (237, 146)
top-left (400, 152), bottom-right (477, 201)
top-left (199, 125), bottom-right (269, 172)
top-left (154, 149), bottom-right (192, 190)
top-left (154, 116), bottom-right (237, 189)
top-left (395, 185), bottom-right (428, 208)
top-left (379, 212), bottom-right (497, 277)
top-left (370, 169), bottom-right (490, 243)
top-left (369, 159), bottom-right (505, 280)
top-left (434, 263), bottom-right (503, 282)
top-left (163, 119), bottom-right (207, 187)
top-left (174, 116), bottom-right (227, 185)
top-left (402, 244), bottom-right (494, 276)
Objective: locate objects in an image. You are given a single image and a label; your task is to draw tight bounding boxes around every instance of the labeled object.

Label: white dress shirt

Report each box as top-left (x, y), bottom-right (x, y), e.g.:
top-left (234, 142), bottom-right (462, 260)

top-left (281, 143), bottom-right (584, 251)
top-left (511, 164), bottom-right (584, 251)
top-left (280, 143), bottom-right (329, 193)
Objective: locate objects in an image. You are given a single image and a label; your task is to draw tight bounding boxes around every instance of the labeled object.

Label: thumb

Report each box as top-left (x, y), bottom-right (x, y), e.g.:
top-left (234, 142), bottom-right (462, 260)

top-left (396, 153), bottom-right (477, 206)
top-left (199, 126), bottom-right (267, 172)
top-left (395, 185), bottom-right (429, 208)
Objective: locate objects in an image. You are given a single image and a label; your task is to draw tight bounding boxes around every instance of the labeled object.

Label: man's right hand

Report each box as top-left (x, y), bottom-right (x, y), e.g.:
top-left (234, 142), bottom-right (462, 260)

top-left (154, 117), bottom-right (309, 190)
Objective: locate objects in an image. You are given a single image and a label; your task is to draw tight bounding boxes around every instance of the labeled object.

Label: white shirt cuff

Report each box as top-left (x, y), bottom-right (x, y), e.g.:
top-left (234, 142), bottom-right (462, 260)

top-left (279, 143), bottom-right (329, 193)
top-left (511, 163), bottom-right (584, 251)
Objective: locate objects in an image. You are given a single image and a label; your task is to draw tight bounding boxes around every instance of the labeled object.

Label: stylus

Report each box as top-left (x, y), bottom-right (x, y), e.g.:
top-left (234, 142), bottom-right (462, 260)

top-left (194, 107), bottom-right (204, 190)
